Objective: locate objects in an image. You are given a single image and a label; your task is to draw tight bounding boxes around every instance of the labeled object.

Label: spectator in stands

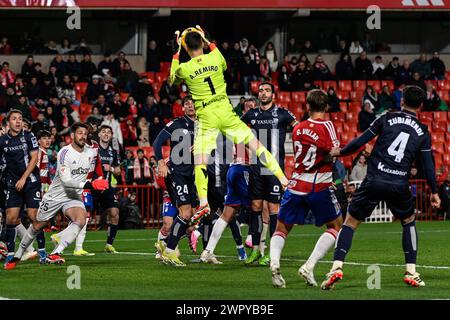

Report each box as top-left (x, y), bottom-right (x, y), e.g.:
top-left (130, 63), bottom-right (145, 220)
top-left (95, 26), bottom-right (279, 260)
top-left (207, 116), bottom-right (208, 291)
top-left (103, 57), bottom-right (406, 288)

top-left (31, 111), bottom-right (50, 135)
top-left (20, 55), bottom-right (35, 81)
top-left (3, 87), bottom-right (17, 112)
top-left (290, 61), bottom-right (313, 91)
top-left (80, 53), bottom-right (97, 82)
top-left (94, 94), bottom-right (109, 115)
top-left (240, 54), bottom-right (259, 95)
top-left (354, 51), bottom-right (373, 80)
top-left (316, 29), bottom-right (331, 53)
top-left (103, 74), bottom-right (118, 101)
top-left (74, 38), bottom-right (92, 56)
top-left (379, 85), bottom-right (397, 112)
top-left (133, 149), bottom-right (152, 185)
top-left (121, 150), bottom-right (135, 185)
top-left (233, 96), bottom-right (246, 117)
top-left (149, 116), bottom-right (164, 145)
top-left (57, 74), bottom-right (78, 106)
top-left (327, 87), bottom-right (340, 112)
top-left (98, 53), bottom-right (115, 77)
top-left (299, 54), bottom-right (312, 70)
top-left (171, 98), bottom-right (184, 118)
top-left (86, 74), bottom-right (105, 103)
top-left (34, 98), bottom-right (46, 113)
top-left (423, 83), bottom-right (441, 111)
top-left (372, 55), bottom-right (385, 80)
top-left (158, 97), bottom-right (173, 123)
top-left (302, 40), bottom-right (314, 53)
top-left (248, 44), bottom-right (260, 64)
top-left (159, 79), bottom-right (178, 104)
top-left (65, 54), bottom-right (81, 81)
top-left (137, 117), bottom-right (150, 147)
top-left (146, 40), bottom-right (160, 73)
top-left (337, 39), bottom-right (348, 54)
top-left (259, 56), bottom-right (271, 80)
top-left (125, 95), bottom-right (139, 120)
top-left (278, 65), bottom-right (290, 91)
top-left (33, 63), bottom-right (46, 84)
top-left (102, 109), bottom-right (123, 146)
top-left (335, 52), bottom-right (354, 80)
top-left (264, 42), bottom-right (278, 73)
top-left (358, 100), bottom-right (376, 132)
top-left (113, 51), bottom-right (129, 77)
top-left (87, 105), bottom-right (104, 126)
top-left (15, 94), bottom-right (32, 120)
top-left (118, 62), bottom-right (139, 93)
top-left (288, 56), bottom-right (298, 74)
top-left (362, 85), bottom-right (380, 111)
top-left (240, 38), bottom-right (249, 55)
top-left (349, 154), bottom-right (368, 182)
top-left (139, 95), bottom-right (158, 123)
top-left (24, 76), bottom-right (41, 102)
top-left (229, 42), bottom-right (243, 94)
top-left (383, 56), bottom-right (400, 82)
top-left (287, 37), bottom-right (300, 54)
top-left (14, 76), bottom-right (26, 96)
top-left (438, 173), bottom-right (450, 220)
top-left (121, 115), bottom-right (138, 147)
top-left (50, 54), bottom-right (66, 76)
top-left (0, 37), bottom-right (12, 54)
top-left (41, 75), bottom-right (57, 100)
top-left (410, 53), bottom-right (431, 79)
top-left (130, 76), bottom-right (153, 105)
top-left (362, 32), bottom-right (375, 53)
top-left (312, 54), bottom-right (332, 80)
top-left (349, 41), bottom-right (364, 54)
top-left (121, 191), bottom-right (143, 229)
top-left (407, 72), bottom-right (426, 91)
top-left (1, 62), bottom-right (15, 88)
top-left (397, 60), bottom-right (412, 87)
top-left (429, 52), bottom-right (446, 80)
top-left (56, 105), bottom-right (74, 136)
top-left (60, 39), bottom-right (73, 54)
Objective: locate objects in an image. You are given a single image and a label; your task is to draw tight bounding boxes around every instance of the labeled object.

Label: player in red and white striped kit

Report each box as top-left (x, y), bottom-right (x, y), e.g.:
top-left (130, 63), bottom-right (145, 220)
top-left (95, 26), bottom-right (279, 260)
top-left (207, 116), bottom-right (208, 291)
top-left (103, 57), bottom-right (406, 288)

top-left (270, 90), bottom-right (343, 288)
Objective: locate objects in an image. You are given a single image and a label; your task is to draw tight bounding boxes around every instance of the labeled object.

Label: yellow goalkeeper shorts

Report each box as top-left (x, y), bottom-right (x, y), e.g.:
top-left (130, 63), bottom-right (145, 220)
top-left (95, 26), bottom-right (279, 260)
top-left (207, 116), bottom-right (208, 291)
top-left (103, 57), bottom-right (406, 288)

top-left (193, 95), bottom-right (254, 156)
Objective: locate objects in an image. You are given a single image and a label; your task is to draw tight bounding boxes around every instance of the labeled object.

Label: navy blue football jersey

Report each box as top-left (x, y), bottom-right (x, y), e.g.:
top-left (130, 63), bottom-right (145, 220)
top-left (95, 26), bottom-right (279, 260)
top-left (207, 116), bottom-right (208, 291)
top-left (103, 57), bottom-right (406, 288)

top-left (241, 105), bottom-right (297, 169)
top-left (363, 110), bottom-right (431, 185)
top-left (164, 115), bottom-right (195, 175)
top-left (97, 144), bottom-right (120, 182)
top-left (0, 130), bottom-right (39, 184)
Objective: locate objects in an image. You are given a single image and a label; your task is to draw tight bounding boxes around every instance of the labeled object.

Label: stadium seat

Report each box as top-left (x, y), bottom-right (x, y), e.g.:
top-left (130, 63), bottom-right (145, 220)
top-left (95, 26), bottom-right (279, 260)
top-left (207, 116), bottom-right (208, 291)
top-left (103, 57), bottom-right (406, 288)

top-left (288, 103), bottom-right (303, 114)
top-left (336, 91), bottom-right (350, 100)
top-left (353, 80), bottom-right (366, 91)
top-left (313, 80), bottom-right (323, 88)
top-left (433, 142), bottom-right (445, 154)
top-left (425, 80), bottom-right (438, 89)
top-left (250, 81), bottom-right (261, 94)
top-left (342, 156), bottom-right (353, 170)
top-left (160, 62), bottom-right (171, 74)
top-left (367, 80), bottom-right (381, 91)
top-left (75, 82), bottom-right (88, 95)
top-left (344, 122), bottom-right (358, 133)
top-left (437, 90), bottom-right (450, 102)
top-left (334, 121), bottom-right (344, 134)
top-left (443, 153), bottom-right (450, 168)
top-left (350, 90), bottom-right (364, 102)
top-left (446, 71), bottom-right (450, 80)
top-left (152, 82), bottom-right (162, 95)
top-left (155, 72), bottom-right (168, 83)
top-left (339, 102), bottom-right (348, 112)
top-left (120, 92), bottom-right (130, 102)
top-left (432, 121), bottom-right (448, 132)
top-left (323, 81), bottom-right (338, 90)
top-left (277, 91), bottom-right (291, 103)
top-left (277, 102), bottom-right (289, 109)
top-left (435, 154), bottom-right (444, 169)
top-left (437, 80), bottom-right (450, 90)
top-left (348, 101), bottom-right (361, 112)
top-left (79, 103), bottom-right (92, 115)
top-left (434, 111), bottom-right (448, 122)
top-left (381, 80), bottom-right (395, 91)
top-left (419, 112), bottom-right (433, 122)
top-left (338, 80), bottom-right (352, 92)
top-left (291, 91), bottom-right (307, 103)
top-left (346, 111), bottom-right (358, 121)
top-left (331, 113), bottom-right (345, 122)
top-left (431, 132), bottom-right (445, 144)
top-left (446, 142), bottom-right (450, 154)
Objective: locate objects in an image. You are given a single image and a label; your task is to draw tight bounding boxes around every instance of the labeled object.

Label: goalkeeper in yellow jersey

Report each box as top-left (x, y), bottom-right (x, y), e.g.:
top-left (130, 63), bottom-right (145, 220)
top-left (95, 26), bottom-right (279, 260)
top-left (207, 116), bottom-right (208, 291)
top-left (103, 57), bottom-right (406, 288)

top-left (161, 26), bottom-right (288, 266)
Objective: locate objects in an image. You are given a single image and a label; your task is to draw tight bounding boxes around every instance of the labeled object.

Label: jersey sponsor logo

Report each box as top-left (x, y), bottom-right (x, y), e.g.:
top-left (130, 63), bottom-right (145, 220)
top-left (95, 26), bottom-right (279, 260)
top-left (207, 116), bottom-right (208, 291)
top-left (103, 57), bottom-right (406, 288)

top-left (71, 167), bottom-right (90, 175)
top-left (377, 162), bottom-right (408, 176)
top-left (201, 94), bottom-right (226, 108)
top-left (387, 117), bottom-right (424, 136)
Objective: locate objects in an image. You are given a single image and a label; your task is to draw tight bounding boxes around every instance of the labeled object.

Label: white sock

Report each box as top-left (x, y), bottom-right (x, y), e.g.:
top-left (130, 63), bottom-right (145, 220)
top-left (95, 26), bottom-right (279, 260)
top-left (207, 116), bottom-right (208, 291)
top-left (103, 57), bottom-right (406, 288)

top-left (246, 234), bottom-right (252, 244)
top-left (332, 260), bottom-right (344, 271)
top-left (158, 230), bottom-right (167, 242)
top-left (52, 222), bottom-right (83, 254)
top-left (194, 230), bottom-right (202, 238)
top-left (15, 226), bottom-right (39, 259)
top-left (259, 222), bottom-right (269, 255)
top-left (205, 217), bottom-right (228, 253)
top-left (56, 223), bottom-right (69, 238)
top-left (75, 218), bottom-right (89, 251)
top-left (16, 224), bottom-right (35, 253)
top-left (406, 263), bottom-right (416, 274)
top-left (269, 234), bottom-right (285, 270)
top-left (305, 231), bottom-right (336, 271)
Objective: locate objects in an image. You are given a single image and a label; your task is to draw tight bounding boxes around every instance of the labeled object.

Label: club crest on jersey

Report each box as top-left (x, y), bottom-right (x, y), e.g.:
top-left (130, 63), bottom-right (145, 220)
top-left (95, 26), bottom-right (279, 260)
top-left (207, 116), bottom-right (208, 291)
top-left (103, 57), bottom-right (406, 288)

top-left (183, 129), bottom-right (188, 135)
top-left (251, 120), bottom-right (256, 125)
top-left (20, 137), bottom-right (26, 143)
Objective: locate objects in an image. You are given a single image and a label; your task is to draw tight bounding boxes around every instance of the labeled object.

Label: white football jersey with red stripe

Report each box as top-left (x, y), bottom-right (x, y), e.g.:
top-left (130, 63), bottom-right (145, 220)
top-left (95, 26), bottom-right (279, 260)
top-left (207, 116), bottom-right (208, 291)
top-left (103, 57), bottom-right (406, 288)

top-left (288, 118), bottom-right (340, 195)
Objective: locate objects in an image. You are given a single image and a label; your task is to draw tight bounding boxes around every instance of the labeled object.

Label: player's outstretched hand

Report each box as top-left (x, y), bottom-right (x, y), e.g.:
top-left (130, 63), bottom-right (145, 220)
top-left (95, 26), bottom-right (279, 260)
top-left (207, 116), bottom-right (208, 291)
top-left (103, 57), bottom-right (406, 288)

top-left (329, 147), bottom-right (341, 157)
top-left (195, 25), bottom-right (210, 45)
top-left (430, 193), bottom-right (441, 209)
top-left (172, 30), bottom-right (181, 55)
top-left (92, 177), bottom-right (109, 191)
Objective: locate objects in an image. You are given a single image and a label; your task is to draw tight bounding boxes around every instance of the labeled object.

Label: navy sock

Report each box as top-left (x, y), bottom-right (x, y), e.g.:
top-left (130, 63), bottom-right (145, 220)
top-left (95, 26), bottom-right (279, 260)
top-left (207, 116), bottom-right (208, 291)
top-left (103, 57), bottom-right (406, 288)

top-left (36, 230), bottom-right (46, 251)
top-left (107, 224), bottom-right (118, 245)
top-left (167, 216), bottom-right (189, 250)
top-left (402, 220), bottom-right (418, 264)
top-left (269, 213), bottom-right (277, 237)
top-left (5, 224), bottom-right (18, 253)
top-left (202, 218), bottom-right (213, 250)
top-left (229, 218), bottom-right (243, 246)
top-left (333, 225), bottom-right (354, 262)
top-left (249, 211), bottom-right (262, 246)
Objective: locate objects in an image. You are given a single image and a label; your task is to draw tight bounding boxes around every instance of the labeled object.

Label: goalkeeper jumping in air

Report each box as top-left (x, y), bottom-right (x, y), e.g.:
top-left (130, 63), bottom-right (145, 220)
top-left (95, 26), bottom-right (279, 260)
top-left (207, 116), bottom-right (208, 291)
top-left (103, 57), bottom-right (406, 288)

top-left (161, 26), bottom-right (288, 266)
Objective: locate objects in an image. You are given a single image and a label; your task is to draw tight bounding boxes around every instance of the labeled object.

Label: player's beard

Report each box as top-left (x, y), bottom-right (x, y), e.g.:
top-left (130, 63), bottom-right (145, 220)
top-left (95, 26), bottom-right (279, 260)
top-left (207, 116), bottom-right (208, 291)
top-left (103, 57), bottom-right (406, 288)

top-left (261, 97), bottom-right (272, 106)
top-left (74, 138), bottom-right (86, 149)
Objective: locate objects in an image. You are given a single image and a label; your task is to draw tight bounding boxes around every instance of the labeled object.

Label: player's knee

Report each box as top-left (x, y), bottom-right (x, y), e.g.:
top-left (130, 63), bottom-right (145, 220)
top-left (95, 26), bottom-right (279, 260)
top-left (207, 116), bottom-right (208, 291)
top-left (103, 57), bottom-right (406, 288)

top-left (401, 214), bottom-right (415, 225)
top-left (251, 201), bottom-right (263, 212)
top-left (325, 228), bottom-right (339, 239)
top-left (343, 213), bottom-right (361, 230)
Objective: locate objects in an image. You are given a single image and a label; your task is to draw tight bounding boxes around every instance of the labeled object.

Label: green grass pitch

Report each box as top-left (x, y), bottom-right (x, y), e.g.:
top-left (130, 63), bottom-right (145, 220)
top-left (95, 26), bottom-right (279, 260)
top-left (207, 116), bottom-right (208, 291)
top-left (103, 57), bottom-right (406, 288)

top-left (1, 221), bottom-right (450, 300)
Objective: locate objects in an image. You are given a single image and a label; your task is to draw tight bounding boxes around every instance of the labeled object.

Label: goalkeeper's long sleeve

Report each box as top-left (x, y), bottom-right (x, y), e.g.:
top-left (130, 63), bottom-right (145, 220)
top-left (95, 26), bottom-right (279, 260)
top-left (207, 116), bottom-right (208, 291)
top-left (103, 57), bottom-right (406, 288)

top-left (169, 54), bottom-right (180, 85)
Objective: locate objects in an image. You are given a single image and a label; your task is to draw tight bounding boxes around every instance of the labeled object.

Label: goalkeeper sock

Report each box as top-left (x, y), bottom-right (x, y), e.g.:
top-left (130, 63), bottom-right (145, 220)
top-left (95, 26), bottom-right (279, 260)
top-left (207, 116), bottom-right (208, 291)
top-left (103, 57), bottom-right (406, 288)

top-left (194, 164), bottom-right (209, 206)
top-left (256, 146), bottom-right (285, 183)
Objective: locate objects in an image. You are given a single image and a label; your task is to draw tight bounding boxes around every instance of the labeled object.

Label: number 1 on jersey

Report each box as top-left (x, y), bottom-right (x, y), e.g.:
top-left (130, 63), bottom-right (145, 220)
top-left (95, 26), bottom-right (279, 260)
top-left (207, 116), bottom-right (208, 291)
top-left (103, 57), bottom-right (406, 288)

top-left (387, 132), bottom-right (410, 163)
top-left (204, 76), bottom-right (216, 95)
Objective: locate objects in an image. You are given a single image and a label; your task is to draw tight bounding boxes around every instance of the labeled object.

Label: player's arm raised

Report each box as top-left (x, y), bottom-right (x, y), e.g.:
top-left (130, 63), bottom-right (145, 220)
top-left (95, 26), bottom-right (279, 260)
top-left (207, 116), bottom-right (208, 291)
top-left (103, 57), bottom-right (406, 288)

top-left (197, 25), bottom-right (227, 71)
top-left (169, 30), bottom-right (183, 86)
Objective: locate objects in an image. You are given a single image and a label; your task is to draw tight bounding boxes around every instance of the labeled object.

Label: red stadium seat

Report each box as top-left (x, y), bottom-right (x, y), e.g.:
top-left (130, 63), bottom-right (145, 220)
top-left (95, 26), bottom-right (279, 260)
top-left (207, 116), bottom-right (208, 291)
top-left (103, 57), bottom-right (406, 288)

top-left (348, 101), bottom-right (361, 112)
top-left (334, 121), bottom-right (344, 134)
top-left (75, 82), bottom-right (88, 95)
top-left (323, 81), bottom-right (338, 90)
top-left (445, 142), bottom-right (450, 154)
top-left (381, 80), bottom-right (395, 91)
top-left (425, 80), bottom-right (438, 89)
top-left (342, 156), bottom-right (353, 170)
top-left (289, 103), bottom-right (303, 114)
top-left (339, 102), bottom-right (348, 113)
top-left (437, 90), bottom-right (450, 102)
top-left (313, 80), bottom-right (323, 88)
top-left (277, 91), bottom-right (291, 103)
top-left (367, 80), bottom-right (381, 91)
top-left (277, 102), bottom-right (289, 109)
top-left (344, 122), bottom-right (358, 133)
top-left (435, 154), bottom-right (444, 169)
top-left (443, 153), bottom-right (450, 167)
top-left (346, 112), bottom-right (358, 121)
top-left (250, 81), bottom-right (261, 94)
top-left (79, 103), bottom-right (92, 115)
top-left (155, 72), bottom-right (168, 83)
top-left (291, 91), bottom-right (307, 103)
top-left (437, 80), bottom-right (450, 90)
top-left (433, 142), bottom-right (445, 154)
top-left (152, 82), bottom-right (162, 94)
top-left (160, 62), bottom-right (171, 74)
top-left (434, 111), bottom-right (448, 122)
top-left (338, 80), bottom-right (352, 92)
top-left (433, 121), bottom-right (448, 133)
top-left (431, 132), bottom-right (445, 144)
top-left (120, 92), bottom-right (130, 102)
top-left (350, 90), bottom-right (364, 102)
top-left (446, 71), bottom-right (450, 80)
top-left (336, 91), bottom-right (350, 100)
top-left (353, 80), bottom-right (366, 91)
top-left (419, 112), bottom-right (433, 122)
top-left (331, 113), bottom-right (345, 122)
